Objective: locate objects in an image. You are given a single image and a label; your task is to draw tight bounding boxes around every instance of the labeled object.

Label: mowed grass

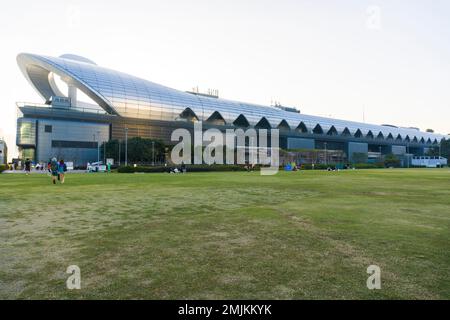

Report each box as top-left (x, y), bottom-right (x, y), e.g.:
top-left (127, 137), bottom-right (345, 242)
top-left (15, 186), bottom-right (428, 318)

top-left (0, 169), bottom-right (449, 299)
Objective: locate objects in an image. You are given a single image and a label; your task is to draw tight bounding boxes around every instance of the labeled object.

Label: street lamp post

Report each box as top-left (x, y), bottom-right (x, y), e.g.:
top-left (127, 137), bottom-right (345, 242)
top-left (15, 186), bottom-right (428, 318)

top-left (379, 145), bottom-right (382, 162)
top-left (93, 133), bottom-right (96, 163)
top-left (407, 143), bottom-right (410, 168)
top-left (152, 141), bottom-right (155, 166)
top-left (125, 127), bottom-right (128, 166)
top-left (324, 142), bottom-right (327, 166)
top-left (97, 131), bottom-right (101, 163)
top-left (118, 140), bottom-right (121, 166)
top-left (104, 140), bottom-right (106, 164)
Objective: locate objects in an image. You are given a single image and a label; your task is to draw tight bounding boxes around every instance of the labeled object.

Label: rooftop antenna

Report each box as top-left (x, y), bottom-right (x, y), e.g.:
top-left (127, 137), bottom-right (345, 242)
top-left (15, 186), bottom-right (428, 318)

top-left (363, 105), bottom-right (366, 123)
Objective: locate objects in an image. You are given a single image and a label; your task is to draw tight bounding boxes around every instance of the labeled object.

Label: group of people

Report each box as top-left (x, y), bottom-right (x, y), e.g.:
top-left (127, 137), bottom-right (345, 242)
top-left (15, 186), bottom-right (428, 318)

top-left (48, 158), bottom-right (67, 184)
top-left (21, 158), bottom-right (67, 184)
top-left (166, 161), bottom-right (187, 174)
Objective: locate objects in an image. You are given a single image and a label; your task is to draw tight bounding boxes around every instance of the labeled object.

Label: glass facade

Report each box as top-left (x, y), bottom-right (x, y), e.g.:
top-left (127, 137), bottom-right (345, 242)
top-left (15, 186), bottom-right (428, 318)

top-left (19, 147), bottom-right (35, 161)
top-left (16, 53), bottom-right (448, 150)
top-left (16, 118), bottom-right (36, 146)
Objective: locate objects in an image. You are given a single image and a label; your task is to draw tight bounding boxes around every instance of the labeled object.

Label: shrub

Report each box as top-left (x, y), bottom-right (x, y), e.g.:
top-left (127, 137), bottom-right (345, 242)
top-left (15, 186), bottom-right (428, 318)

top-left (188, 164), bottom-right (258, 172)
top-left (353, 163), bottom-right (384, 169)
top-left (0, 164), bottom-right (8, 173)
top-left (300, 164), bottom-right (339, 170)
top-left (384, 154), bottom-right (401, 168)
top-left (118, 166), bottom-right (166, 173)
top-left (299, 163), bottom-right (385, 170)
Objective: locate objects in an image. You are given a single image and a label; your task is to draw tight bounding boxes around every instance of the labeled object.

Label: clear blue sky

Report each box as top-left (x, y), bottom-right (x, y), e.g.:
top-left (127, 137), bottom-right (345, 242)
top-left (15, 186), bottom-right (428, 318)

top-left (1, 0), bottom-right (450, 160)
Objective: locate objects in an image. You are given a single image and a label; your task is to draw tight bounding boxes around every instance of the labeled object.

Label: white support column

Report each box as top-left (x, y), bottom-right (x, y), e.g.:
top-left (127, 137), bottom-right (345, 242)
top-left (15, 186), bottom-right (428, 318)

top-left (68, 85), bottom-right (77, 107)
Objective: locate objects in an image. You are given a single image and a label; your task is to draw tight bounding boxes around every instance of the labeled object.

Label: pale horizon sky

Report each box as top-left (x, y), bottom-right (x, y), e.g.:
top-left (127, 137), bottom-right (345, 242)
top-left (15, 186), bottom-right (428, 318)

top-left (1, 0), bottom-right (450, 160)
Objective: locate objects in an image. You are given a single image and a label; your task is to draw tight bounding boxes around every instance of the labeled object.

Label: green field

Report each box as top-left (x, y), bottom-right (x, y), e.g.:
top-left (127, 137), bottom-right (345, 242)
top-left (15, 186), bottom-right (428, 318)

top-left (0, 169), bottom-right (449, 299)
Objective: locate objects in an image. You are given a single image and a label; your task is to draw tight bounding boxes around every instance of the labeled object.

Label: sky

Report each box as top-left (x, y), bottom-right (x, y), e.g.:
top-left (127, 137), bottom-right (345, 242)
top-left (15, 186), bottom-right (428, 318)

top-left (1, 0), bottom-right (450, 161)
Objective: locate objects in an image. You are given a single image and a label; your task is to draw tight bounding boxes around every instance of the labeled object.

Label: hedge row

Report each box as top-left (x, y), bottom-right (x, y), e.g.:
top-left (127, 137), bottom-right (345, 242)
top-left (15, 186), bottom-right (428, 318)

top-left (298, 163), bottom-right (384, 170)
top-left (300, 164), bottom-right (333, 170)
top-left (0, 164), bottom-right (8, 173)
top-left (117, 166), bottom-right (165, 173)
top-left (117, 163), bottom-right (389, 173)
top-left (353, 163), bottom-right (385, 169)
top-left (117, 164), bottom-right (258, 173)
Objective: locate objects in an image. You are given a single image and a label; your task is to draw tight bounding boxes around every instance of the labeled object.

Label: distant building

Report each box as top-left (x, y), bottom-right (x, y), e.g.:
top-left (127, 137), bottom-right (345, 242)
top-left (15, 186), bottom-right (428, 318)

top-left (0, 139), bottom-right (7, 165)
top-left (15, 53), bottom-right (449, 166)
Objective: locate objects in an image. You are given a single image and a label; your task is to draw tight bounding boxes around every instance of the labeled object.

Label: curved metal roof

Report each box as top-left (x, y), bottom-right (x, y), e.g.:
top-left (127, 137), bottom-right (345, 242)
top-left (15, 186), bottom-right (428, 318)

top-left (17, 53), bottom-right (448, 144)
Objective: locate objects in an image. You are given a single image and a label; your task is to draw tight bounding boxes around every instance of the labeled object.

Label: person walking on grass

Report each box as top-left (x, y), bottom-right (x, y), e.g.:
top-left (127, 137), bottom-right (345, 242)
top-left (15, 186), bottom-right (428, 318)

top-left (24, 158), bottom-right (31, 175)
top-left (58, 159), bottom-right (67, 184)
top-left (50, 158), bottom-right (59, 184)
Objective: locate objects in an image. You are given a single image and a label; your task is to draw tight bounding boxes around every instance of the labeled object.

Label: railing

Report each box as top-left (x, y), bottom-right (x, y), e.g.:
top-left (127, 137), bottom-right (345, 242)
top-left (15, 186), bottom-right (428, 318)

top-left (16, 102), bottom-right (109, 116)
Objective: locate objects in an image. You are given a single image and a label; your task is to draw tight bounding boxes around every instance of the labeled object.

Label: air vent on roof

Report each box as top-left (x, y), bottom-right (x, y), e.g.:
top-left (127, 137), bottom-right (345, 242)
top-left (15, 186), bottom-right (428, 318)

top-left (206, 111), bottom-right (226, 126)
top-left (381, 124), bottom-right (398, 128)
top-left (179, 108), bottom-right (199, 122)
top-left (233, 114), bottom-right (250, 128)
top-left (296, 122), bottom-right (308, 133)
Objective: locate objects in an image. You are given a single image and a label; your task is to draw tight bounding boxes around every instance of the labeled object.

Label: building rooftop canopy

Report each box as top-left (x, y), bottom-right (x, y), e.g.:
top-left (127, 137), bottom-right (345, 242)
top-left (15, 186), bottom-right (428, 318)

top-left (17, 53), bottom-right (448, 143)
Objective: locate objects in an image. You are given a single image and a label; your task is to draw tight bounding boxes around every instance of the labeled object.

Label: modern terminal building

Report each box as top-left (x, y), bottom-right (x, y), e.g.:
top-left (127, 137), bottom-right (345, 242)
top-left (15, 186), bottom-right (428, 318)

top-left (16, 53), bottom-right (448, 166)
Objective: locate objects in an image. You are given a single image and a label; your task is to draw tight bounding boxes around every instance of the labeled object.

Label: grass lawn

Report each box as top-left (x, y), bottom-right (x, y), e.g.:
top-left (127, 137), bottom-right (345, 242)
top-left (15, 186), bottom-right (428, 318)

top-left (0, 169), bottom-right (449, 299)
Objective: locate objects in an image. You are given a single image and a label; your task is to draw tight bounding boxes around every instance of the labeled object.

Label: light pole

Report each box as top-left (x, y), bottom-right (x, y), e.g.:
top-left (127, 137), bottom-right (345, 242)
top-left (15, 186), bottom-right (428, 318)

top-left (324, 142), bottom-right (327, 166)
top-left (379, 145), bottom-right (382, 162)
top-left (407, 143), bottom-right (410, 168)
top-left (152, 141), bottom-right (155, 166)
top-left (124, 127), bottom-right (128, 166)
top-left (104, 139), bottom-right (106, 164)
top-left (93, 133), bottom-right (96, 163)
top-left (97, 130), bottom-right (101, 163)
top-left (118, 140), bottom-right (121, 166)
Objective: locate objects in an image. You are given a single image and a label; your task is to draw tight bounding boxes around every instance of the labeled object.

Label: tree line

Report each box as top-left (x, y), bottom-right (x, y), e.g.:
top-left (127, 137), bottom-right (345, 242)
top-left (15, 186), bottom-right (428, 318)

top-left (101, 137), bottom-right (166, 165)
